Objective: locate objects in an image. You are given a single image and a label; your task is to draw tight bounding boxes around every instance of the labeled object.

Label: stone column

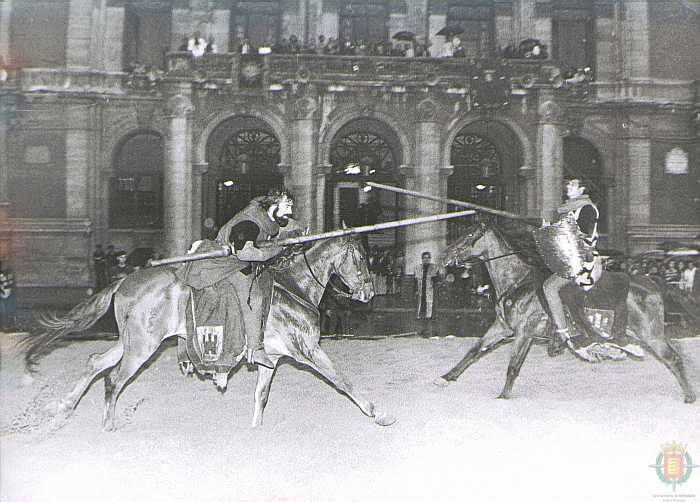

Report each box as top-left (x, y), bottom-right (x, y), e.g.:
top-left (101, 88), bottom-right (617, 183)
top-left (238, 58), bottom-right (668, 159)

top-left (287, 98), bottom-right (318, 227)
top-left (623, 116), bottom-right (651, 228)
top-left (403, 105), bottom-right (444, 276)
top-left (536, 95), bottom-right (565, 220)
top-left (66, 0), bottom-right (94, 70)
top-left (0, 96), bottom-right (13, 265)
top-left (191, 162), bottom-right (208, 241)
top-left (65, 103), bottom-right (92, 219)
top-left (313, 164), bottom-right (332, 232)
top-left (163, 93), bottom-right (194, 257)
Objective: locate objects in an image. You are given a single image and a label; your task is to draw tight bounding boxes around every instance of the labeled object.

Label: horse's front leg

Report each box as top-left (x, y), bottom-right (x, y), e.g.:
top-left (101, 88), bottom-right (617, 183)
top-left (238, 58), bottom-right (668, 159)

top-left (252, 363), bottom-right (277, 428)
top-left (497, 327), bottom-right (535, 399)
top-left (301, 343), bottom-right (396, 426)
top-left (434, 318), bottom-right (512, 385)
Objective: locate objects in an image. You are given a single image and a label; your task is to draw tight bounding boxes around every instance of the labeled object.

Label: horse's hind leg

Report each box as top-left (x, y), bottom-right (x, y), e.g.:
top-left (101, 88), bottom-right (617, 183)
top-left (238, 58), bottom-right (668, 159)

top-left (497, 331), bottom-right (534, 399)
top-left (629, 291), bottom-right (696, 404)
top-left (57, 343), bottom-right (124, 418)
top-left (252, 364), bottom-right (276, 428)
top-left (435, 320), bottom-right (511, 385)
top-left (298, 343), bottom-right (395, 426)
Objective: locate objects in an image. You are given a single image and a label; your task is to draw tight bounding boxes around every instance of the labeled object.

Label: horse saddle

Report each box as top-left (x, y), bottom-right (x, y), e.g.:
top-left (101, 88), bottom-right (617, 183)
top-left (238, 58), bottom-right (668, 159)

top-left (557, 270), bottom-right (643, 361)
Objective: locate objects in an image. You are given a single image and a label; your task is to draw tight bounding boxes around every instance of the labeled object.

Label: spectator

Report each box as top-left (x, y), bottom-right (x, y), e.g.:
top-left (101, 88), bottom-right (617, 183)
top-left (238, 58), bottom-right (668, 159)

top-left (109, 251), bottom-right (134, 282)
top-left (452, 37), bottom-right (465, 58)
top-left (316, 35), bottom-right (327, 55)
top-left (187, 31), bottom-right (206, 58)
top-left (441, 37), bottom-right (454, 58)
top-left (0, 263), bottom-right (16, 332)
top-left (681, 261), bottom-right (697, 294)
top-left (205, 36), bottom-right (218, 54)
top-left (178, 36), bottom-right (189, 52)
top-left (105, 244), bottom-right (118, 269)
top-left (414, 251), bottom-right (440, 336)
top-left (240, 38), bottom-right (252, 55)
top-left (93, 244), bottom-right (109, 290)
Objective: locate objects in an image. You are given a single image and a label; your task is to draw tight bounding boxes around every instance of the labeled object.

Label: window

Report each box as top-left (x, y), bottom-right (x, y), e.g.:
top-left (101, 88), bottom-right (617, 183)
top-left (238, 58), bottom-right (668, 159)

top-left (449, 132), bottom-right (502, 241)
top-left (215, 129), bottom-right (283, 226)
top-left (230, 0), bottom-right (283, 47)
top-left (551, 1), bottom-right (595, 71)
top-left (8, 134), bottom-right (66, 218)
top-left (123, 2), bottom-right (172, 70)
top-left (339, 1), bottom-right (389, 45)
top-left (445, 0), bottom-right (495, 59)
top-left (110, 132), bottom-right (163, 229)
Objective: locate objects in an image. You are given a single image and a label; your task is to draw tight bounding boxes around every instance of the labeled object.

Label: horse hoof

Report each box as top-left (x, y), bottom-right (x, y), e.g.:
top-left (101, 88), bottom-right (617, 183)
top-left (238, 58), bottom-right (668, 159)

top-left (496, 393), bottom-right (510, 400)
top-left (374, 412), bottom-right (396, 426)
top-left (684, 393), bottom-right (696, 404)
top-left (433, 377), bottom-right (450, 387)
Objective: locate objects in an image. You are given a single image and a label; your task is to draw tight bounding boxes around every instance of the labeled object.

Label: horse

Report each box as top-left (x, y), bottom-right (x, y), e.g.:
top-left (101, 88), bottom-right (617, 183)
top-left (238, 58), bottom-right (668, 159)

top-left (22, 235), bottom-right (396, 430)
top-left (435, 222), bottom-right (696, 403)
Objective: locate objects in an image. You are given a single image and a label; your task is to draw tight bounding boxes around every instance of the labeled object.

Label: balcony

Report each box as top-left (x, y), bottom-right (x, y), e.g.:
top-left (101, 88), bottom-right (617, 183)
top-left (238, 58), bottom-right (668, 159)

top-left (164, 52), bottom-right (590, 101)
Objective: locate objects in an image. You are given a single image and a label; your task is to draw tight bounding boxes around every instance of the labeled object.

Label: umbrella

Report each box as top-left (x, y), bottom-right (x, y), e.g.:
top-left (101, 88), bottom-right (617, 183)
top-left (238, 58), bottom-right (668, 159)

top-left (392, 31), bottom-right (416, 41)
top-left (436, 25), bottom-right (464, 37)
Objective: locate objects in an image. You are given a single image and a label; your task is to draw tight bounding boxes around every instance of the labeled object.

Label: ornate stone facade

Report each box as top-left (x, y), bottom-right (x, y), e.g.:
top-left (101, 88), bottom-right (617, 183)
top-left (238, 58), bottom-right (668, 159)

top-left (0, 0), bottom-right (698, 289)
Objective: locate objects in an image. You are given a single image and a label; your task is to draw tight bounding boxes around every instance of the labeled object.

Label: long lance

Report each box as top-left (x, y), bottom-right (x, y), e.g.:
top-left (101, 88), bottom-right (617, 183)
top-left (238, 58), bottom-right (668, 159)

top-left (365, 181), bottom-right (534, 221)
top-left (150, 209), bottom-right (475, 266)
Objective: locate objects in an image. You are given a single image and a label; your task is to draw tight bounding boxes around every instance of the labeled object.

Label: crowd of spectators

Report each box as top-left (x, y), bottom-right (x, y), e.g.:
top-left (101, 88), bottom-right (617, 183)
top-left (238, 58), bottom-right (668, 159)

top-left (607, 254), bottom-right (698, 297)
top-left (92, 244), bottom-right (162, 290)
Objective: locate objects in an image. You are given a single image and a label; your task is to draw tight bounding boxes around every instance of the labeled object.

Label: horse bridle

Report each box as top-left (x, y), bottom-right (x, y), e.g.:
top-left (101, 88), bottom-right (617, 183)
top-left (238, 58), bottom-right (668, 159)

top-left (302, 240), bottom-right (365, 299)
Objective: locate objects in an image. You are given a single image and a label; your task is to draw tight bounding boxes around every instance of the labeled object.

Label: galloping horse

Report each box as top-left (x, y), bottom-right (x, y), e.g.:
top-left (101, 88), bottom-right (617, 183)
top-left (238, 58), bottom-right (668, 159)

top-left (436, 222), bottom-right (696, 403)
top-left (23, 236), bottom-right (396, 429)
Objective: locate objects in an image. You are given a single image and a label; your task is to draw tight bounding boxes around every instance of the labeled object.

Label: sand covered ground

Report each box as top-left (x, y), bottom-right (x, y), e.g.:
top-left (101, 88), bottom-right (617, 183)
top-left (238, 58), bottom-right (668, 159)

top-left (1, 332), bottom-right (699, 502)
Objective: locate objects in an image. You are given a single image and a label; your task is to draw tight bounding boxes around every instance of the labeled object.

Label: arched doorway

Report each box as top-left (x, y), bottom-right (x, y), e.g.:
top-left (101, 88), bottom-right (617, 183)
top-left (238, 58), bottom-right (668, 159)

top-left (448, 121), bottom-right (522, 242)
top-left (110, 131), bottom-right (163, 229)
top-left (563, 136), bottom-right (607, 234)
top-left (327, 118), bottom-right (403, 249)
top-left (205, 117), bottom-right (283, 233)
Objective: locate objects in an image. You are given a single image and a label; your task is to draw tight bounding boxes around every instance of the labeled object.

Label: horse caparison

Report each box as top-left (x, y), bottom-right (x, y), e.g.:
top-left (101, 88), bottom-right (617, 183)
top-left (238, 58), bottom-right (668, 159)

top-left (437, 222), bottom-right (696, 403)
top-left (21, 236), bottom-right (396, 430)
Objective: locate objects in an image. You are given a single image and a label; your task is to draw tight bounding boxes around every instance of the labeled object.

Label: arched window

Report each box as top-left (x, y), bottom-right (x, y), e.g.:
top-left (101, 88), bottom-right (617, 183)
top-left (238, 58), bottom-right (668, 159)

top-left (110, 132), bottom-right (163, 229)
top-left (563, 136), bottom-right (607, 233)
top-left (215, 128), bottom-right (282, 225)
top-left (448, 132), bottom-right (502, 241)
top-left (327, 120), bottom-right (401, 247)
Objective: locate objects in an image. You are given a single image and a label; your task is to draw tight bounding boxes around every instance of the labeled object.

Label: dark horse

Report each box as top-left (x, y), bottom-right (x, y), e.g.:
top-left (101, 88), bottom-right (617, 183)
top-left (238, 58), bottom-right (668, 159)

top-left (435, 222), bottom-right (696, 403)
top-left (22, 236), bottom-right (396, 429)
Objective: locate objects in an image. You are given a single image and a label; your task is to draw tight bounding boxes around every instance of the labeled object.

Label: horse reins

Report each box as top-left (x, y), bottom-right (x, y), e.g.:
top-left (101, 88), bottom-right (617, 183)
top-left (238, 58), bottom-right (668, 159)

top-left (303, 247), bottom-right (356, 299)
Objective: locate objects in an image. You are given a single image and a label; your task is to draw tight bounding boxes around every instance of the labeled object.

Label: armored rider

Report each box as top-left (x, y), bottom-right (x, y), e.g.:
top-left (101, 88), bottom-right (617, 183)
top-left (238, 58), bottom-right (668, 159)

top-left (215, 190), bottom-right (296, 368)
top-left (542, 177), bottom-right (600, 354)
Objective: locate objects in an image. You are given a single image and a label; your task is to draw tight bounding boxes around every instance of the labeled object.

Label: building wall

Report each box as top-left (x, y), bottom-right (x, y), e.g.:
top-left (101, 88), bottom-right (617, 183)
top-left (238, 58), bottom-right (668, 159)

top-left (1, 0), bottom-right (698, 288)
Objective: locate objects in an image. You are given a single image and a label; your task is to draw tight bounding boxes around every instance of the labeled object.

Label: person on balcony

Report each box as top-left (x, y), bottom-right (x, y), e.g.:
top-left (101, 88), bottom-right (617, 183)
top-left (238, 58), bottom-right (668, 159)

top-left (187, 32), bottom-right (206, 58)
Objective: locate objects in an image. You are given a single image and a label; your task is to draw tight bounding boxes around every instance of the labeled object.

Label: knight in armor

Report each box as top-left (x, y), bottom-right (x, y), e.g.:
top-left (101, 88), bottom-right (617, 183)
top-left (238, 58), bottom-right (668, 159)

top-left (542, 178), bottom-right (600, 355)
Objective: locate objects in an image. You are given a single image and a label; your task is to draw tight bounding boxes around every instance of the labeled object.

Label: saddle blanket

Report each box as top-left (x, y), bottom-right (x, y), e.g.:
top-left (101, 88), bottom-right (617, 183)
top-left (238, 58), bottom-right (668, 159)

top-left (184, 278), bottom-right (246, 375)
top-left (559, 270), bottom-right (642, 361)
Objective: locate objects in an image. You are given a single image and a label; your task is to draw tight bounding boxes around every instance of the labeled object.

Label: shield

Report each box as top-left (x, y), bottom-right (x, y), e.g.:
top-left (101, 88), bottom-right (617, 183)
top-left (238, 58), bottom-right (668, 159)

top-left (392, 31), bottom-right (416, 41)
top-left (436, 25), bottom-right (464, 37)
top-left (532, 216), bottom-right (590, 280)
top-left (664, 452), bottom-right (685, 479)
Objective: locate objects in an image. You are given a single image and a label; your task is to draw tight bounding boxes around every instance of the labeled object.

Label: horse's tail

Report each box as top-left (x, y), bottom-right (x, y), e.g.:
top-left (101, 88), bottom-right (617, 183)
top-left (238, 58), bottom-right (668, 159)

top-left (19, 278), bottom-right (126, 370)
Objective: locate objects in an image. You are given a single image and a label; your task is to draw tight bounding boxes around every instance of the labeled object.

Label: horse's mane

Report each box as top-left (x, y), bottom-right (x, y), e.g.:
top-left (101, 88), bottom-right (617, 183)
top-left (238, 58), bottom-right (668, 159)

top-left (266, 235), bottom-right (361, 271)
top-left (488, 221), bottom-right (548, 273)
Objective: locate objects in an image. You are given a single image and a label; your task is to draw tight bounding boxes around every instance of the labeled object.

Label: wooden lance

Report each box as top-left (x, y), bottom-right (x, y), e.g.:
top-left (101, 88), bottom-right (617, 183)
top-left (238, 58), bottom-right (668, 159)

top-left (365, 181), bottom-right (533, 221)
top-left (150, 209), bottom-right (475, 266)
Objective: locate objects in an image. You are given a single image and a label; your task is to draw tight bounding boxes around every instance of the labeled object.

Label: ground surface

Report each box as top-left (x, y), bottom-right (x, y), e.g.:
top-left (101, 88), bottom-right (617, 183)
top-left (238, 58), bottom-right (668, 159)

top-left (1, 331), bottom-right (699, 502)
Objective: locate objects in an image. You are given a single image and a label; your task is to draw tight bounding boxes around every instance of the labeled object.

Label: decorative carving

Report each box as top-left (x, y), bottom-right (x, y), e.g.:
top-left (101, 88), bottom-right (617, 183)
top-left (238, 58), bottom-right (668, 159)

top-left (165, 95), bottom-right (194, 118)
top-left (538, 100), bottom-right (564, 124)
top-left (291, 97), bottom-right (317, 120)
top-left (416, 99), bottom-right (441, 123)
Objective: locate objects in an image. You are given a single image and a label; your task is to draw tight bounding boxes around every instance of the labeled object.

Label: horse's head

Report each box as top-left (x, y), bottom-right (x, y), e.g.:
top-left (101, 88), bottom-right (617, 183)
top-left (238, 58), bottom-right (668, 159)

top-left (330, 237), bottom-right (375, 303)
top-left (442, 222), bottom-right (490, 267)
